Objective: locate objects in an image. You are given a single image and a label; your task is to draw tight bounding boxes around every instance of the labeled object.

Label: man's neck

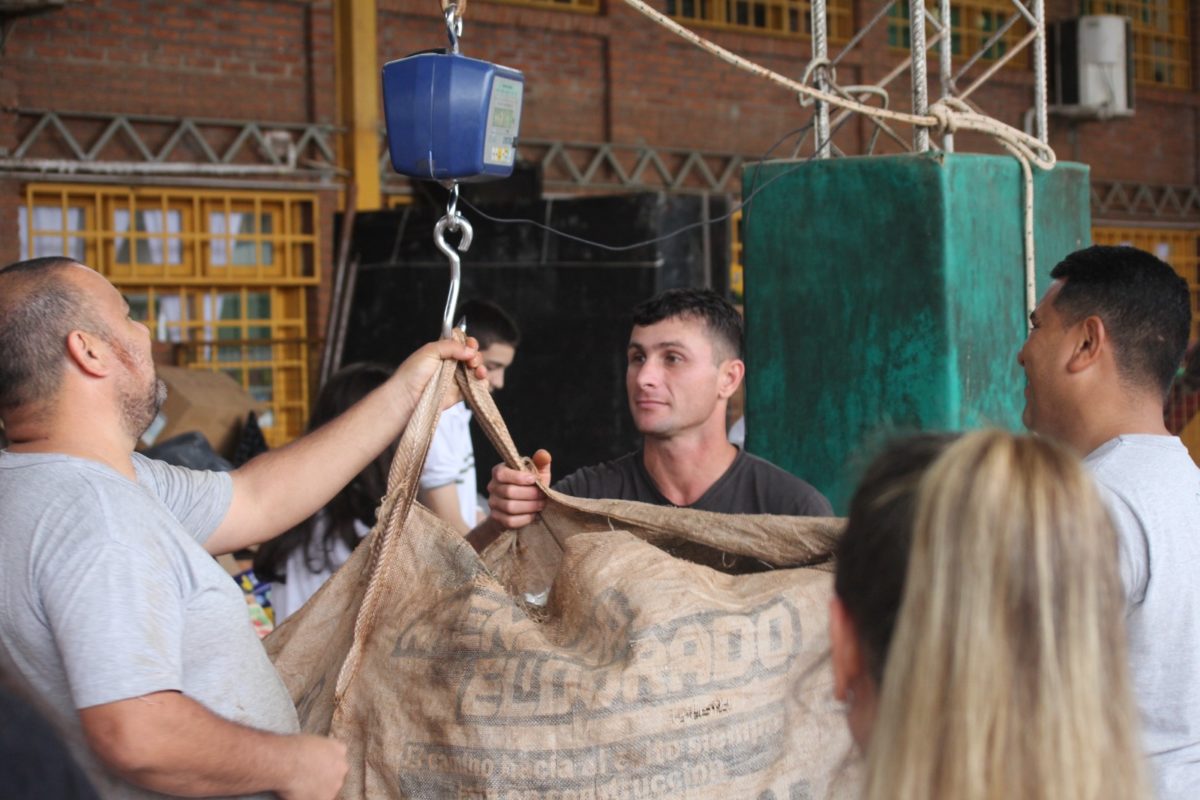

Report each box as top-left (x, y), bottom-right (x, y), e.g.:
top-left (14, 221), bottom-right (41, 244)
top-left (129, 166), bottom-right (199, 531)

top-left (641, 427), bottom-right (738, 506)
top-left (6, 413), bottom-right (138, 481)
top-left (1064, 394), bottom-right (1172, 457)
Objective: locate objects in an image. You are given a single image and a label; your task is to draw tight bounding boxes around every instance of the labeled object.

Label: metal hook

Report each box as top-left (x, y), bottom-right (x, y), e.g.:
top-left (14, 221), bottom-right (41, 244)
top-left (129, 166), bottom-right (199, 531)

top-left (444, 3), bottom-right (462, 54)
top-left (433, 213), bottom-right (473, 339)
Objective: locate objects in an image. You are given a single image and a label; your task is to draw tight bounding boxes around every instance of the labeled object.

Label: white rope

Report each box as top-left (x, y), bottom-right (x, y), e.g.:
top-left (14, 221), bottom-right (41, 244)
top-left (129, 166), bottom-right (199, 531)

top-left (620, 0), bottom-right (1054, 321)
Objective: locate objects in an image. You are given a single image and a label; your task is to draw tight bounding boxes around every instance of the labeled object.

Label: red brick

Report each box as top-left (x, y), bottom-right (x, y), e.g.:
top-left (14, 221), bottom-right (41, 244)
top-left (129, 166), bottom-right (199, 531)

top-left (0, 0), bottom-right (1196, 335)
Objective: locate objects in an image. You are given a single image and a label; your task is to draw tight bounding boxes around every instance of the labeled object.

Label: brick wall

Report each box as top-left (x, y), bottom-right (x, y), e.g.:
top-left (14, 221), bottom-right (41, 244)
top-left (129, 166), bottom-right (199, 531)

top-left (1, 0), bottom-right (1197, 292)
top-left (0, 0), bottom-right (335, 265)
top-left (369, 0), bottom-right (1198, 182)
top-left (3, 0), bottom-right (326, 122)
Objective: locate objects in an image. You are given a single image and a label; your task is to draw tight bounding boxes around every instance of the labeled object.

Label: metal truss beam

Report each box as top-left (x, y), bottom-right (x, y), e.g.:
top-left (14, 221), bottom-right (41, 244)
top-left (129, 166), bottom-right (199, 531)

top-left (0, 109), bottom-right (340, 178)
top-left (6, 110), bottom-right (1198, 227)
top-left (1092, 181), bottom-right (1200, 223)
top-left (379, 138), bottom-right (748, 195)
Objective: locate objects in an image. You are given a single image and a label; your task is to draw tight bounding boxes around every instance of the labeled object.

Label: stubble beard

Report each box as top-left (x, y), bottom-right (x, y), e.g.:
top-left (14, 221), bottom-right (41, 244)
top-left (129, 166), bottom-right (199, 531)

top-left (109, 334), bottom-right (167, 440)
top-left (121, 374), bottom-right (167, 440)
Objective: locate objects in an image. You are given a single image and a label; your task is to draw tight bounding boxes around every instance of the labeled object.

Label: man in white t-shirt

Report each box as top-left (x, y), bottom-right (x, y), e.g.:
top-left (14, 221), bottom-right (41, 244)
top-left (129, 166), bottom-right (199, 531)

top-left (419, 299), bottom-right (520, 534)
top-left (1018, 244), bottom-right (1200, 799)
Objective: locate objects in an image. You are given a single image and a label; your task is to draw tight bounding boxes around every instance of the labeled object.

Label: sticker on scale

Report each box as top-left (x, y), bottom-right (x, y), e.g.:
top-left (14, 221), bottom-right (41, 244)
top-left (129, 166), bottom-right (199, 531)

top-left (483, 76), bottom-right (523, 167)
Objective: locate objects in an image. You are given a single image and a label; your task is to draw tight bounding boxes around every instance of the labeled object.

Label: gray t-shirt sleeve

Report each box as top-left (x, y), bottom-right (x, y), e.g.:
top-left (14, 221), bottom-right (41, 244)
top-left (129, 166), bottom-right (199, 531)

top-left (133, 454), bottom-right (232, 545)
top-left (37, 496), bottom-right (187, 709)
top-left (1093, 481), bottom-right (1150, 609)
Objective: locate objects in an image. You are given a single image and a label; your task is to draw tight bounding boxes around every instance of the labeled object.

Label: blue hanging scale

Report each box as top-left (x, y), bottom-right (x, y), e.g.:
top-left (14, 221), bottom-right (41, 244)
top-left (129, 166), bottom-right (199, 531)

top-left (381, 2), bottom-right (525, 337)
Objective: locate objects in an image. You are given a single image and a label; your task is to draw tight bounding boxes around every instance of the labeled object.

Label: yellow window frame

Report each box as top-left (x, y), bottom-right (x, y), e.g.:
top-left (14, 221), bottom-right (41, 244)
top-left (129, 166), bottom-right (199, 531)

top-left (121, 285), bottom-right (312, 446)
top-left (104, 195), bottom-right (197, 282)
top-left (669, 0), bottom-right (853, 42)
top-left (21, 184), bottom-right (320, 447)
top-left (484, 0), bottom-right (599, 12)
top-left (888, 1), bottom-right (1031, 67)
top-left (1081, 0), bottom-right (1190, 89)
top-left (22, 185), bottom-right (319, 286)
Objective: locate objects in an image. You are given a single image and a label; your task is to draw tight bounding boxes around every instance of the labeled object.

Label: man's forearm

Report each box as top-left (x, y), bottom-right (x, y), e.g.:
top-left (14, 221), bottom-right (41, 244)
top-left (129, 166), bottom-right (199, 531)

top-left (207, 377), bottom-right (417, 555)
top-left (80, 691), bottom-right (345, 798)
top-left (206, 340), bottom-right (481, 555)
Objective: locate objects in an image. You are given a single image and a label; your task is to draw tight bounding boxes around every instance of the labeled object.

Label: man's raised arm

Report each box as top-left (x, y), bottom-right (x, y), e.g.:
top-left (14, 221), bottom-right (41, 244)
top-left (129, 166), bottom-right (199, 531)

top-left (205, 339), bottom-right (484, 555)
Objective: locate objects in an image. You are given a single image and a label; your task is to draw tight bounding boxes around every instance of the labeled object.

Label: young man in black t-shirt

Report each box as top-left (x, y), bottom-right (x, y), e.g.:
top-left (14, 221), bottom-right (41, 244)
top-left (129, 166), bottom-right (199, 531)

top-left (469, 289), bottom-right (830, 549)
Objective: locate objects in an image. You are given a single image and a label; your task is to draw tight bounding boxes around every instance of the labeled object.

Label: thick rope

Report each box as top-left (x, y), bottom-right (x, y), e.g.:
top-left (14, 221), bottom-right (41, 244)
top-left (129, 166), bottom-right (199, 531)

top-left (620, 0), bottom-right (1055, 320)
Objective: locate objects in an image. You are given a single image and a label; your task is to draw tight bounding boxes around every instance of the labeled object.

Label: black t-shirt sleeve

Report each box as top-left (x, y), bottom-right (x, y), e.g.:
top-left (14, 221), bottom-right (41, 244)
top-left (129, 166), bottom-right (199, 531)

top-left (787, 481), bottom-right (834, 516)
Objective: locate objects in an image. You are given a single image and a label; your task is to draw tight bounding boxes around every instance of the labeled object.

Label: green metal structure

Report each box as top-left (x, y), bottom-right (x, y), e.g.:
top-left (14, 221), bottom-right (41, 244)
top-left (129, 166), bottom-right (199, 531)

top-left (743, 153), bottom-right (1091, 513)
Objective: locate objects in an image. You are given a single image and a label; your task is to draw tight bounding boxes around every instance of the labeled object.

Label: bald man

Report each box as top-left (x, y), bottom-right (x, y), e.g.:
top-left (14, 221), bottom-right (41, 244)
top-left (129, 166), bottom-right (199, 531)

top-left (0, 256), bottom-right (484, 800)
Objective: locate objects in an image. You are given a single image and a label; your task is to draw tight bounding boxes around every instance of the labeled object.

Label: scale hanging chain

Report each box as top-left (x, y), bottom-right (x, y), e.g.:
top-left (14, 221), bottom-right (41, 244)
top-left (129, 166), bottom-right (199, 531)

top-left (445, 182), bottom-right (460, 223)
top-left (444, 2), bottom-right (463, 54)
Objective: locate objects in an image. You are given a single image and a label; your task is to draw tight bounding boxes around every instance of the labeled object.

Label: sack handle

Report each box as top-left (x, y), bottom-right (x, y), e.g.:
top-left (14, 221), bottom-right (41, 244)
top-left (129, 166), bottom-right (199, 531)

top-left (336, 338), bottom-right (553, 697)
top-left (454, 358), bottom-right (524, 472)
top-left (335, 343), bottom-right (561, 706)
top-left (334, 346), bottom-right (460, 702)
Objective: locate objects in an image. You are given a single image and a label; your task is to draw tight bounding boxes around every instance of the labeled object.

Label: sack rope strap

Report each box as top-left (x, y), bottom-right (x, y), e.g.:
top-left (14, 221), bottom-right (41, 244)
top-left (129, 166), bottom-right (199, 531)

top-left (334, 340), bottom-right (552, 708)
top-left (333, 349), bottom-right (458, 704)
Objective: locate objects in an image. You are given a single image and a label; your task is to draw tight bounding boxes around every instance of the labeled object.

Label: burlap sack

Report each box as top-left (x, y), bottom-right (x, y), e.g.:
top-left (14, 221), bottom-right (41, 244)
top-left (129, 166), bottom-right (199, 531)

top-left (266, 353), bottom-right (860, 799)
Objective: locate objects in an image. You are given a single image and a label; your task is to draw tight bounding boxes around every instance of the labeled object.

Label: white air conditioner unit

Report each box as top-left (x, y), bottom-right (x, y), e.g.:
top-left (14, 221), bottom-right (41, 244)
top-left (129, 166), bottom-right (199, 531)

top-left (1048, 15), bottom-right (1134, 119)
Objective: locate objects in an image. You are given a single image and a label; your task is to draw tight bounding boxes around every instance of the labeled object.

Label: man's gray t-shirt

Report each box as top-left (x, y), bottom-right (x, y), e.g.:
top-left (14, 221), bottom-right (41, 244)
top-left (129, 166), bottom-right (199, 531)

top-left (553, 448), bottom-right (833, 516)
top-left (1086, 435), bottom-right (1200, 800)
top-left (0, 451), bottom-right (299, 799)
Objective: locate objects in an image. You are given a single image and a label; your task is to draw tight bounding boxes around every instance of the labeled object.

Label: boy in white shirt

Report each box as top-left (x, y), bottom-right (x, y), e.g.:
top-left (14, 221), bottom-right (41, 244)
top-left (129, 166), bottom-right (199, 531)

top-left (420, 299), bottom-right (519, 534)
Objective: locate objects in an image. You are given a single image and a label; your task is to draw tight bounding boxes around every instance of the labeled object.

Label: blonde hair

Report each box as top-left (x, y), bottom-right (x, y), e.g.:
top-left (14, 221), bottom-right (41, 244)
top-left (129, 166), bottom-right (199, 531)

top-left (863, 430), bottom-right (1148, 800)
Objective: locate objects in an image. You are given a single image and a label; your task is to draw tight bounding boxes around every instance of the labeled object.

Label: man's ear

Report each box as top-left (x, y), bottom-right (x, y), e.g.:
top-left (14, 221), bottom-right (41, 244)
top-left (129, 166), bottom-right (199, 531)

top-left (1066, 315), bottom-right (1107, 375)
top-left (829, 596), bottom-right (866, 702)
top-left (717, 358), bottom-right (745, 399)
top-left (65, 330), bottom-right (112, 378)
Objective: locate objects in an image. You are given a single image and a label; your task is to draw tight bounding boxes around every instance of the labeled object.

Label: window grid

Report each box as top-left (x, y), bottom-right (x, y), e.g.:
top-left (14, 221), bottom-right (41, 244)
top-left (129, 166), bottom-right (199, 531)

top-left (485, 0), bottom-right (599, 12)
top-left (22, 184), bottom-right (319, 447)
top-left (123, 286), bottom-right (311, 446)
top-left (1080, 0), bottom-right (1190, 88)
top-left (22, 186), bottom-right (318, 285)
top-left (888, 1), bottom-right (1031, 67)
top-left (1092, 226), bottom-right (1200, 464)
top-left (668, 0), bottom-right (853, 42)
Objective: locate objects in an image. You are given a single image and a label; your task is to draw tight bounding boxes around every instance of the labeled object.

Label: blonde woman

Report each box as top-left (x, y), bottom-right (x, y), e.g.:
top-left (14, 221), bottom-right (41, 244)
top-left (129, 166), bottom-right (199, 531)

top-left (830, 430), bottom-right (1148, 800)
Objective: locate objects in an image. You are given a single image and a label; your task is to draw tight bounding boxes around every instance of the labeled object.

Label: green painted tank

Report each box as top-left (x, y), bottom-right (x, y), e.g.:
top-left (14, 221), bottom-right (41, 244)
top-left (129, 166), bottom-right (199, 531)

top-left (742, 153), bottom-right (1091, 513)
